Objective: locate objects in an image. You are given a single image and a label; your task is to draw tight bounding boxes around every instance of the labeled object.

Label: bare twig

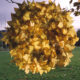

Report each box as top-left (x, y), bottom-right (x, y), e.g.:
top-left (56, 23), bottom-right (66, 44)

top-left (6, 0), bottom-right (19, 4)
top-left (69, 0), bottom-right (73, 4)
top-left (33, 0), bottom-right (34, 2)
top-left (74, 2), bottom-right (80, 6)
top-left (27, 0), bottom-right (29, 3)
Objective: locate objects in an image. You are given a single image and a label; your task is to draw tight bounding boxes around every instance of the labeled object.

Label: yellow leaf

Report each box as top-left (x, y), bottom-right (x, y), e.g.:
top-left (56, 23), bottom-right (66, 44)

top-left (28, 45), bottom-right (34, 53)
top-left (25, 65), bottom-right (29, 74)
top-left (62, 29), bottom-right (67, 35)
top-left (58, 22), bottom-right (63, 28)
top-left (59, 41), bottom-right (64, 48)
top-left (23, 12), bottom-right (31, 21)
top-left (23, 54), bottom-right (30, 61)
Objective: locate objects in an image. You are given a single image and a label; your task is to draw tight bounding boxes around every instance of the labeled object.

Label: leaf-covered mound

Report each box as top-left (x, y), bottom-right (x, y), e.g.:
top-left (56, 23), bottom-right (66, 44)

top-left (2, 0), bottom-right (79, 75)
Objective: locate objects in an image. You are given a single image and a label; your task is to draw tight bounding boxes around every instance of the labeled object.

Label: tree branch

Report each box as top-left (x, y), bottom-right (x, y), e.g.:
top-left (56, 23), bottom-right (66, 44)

top-left (74, 2), bottom-right (80, 6)
top-left (6, 0), bottom-right (19, 4)
top-left (69, 0), bottom-right (73, 4)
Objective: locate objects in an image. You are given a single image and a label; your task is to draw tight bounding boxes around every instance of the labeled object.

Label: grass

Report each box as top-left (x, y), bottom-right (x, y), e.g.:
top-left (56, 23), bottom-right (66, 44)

top-left (0, 47), bottom-right (80, 80)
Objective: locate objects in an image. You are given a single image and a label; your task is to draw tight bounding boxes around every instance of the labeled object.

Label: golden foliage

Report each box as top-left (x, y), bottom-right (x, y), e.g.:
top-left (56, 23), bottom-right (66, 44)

top-left (2, 0), bottom-right (79, 75)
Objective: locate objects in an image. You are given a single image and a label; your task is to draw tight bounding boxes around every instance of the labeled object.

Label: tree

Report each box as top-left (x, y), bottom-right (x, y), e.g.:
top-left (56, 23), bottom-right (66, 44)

top-left (2, 0), bottom-right (79, 75)
top-left (75, 29), bottom-right (80, 46)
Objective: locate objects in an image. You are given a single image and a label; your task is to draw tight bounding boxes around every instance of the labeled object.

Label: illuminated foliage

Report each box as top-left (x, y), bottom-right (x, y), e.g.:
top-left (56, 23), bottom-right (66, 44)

top-left (2, 0), bottom-right (79, 75)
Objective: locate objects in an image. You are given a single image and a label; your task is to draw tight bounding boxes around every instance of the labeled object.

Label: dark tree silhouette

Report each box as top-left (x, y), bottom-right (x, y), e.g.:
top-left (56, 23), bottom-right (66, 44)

top-left (75, 29), bottom-right (80, 46)
top-left (0, 30), bottom-right (9, 49)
